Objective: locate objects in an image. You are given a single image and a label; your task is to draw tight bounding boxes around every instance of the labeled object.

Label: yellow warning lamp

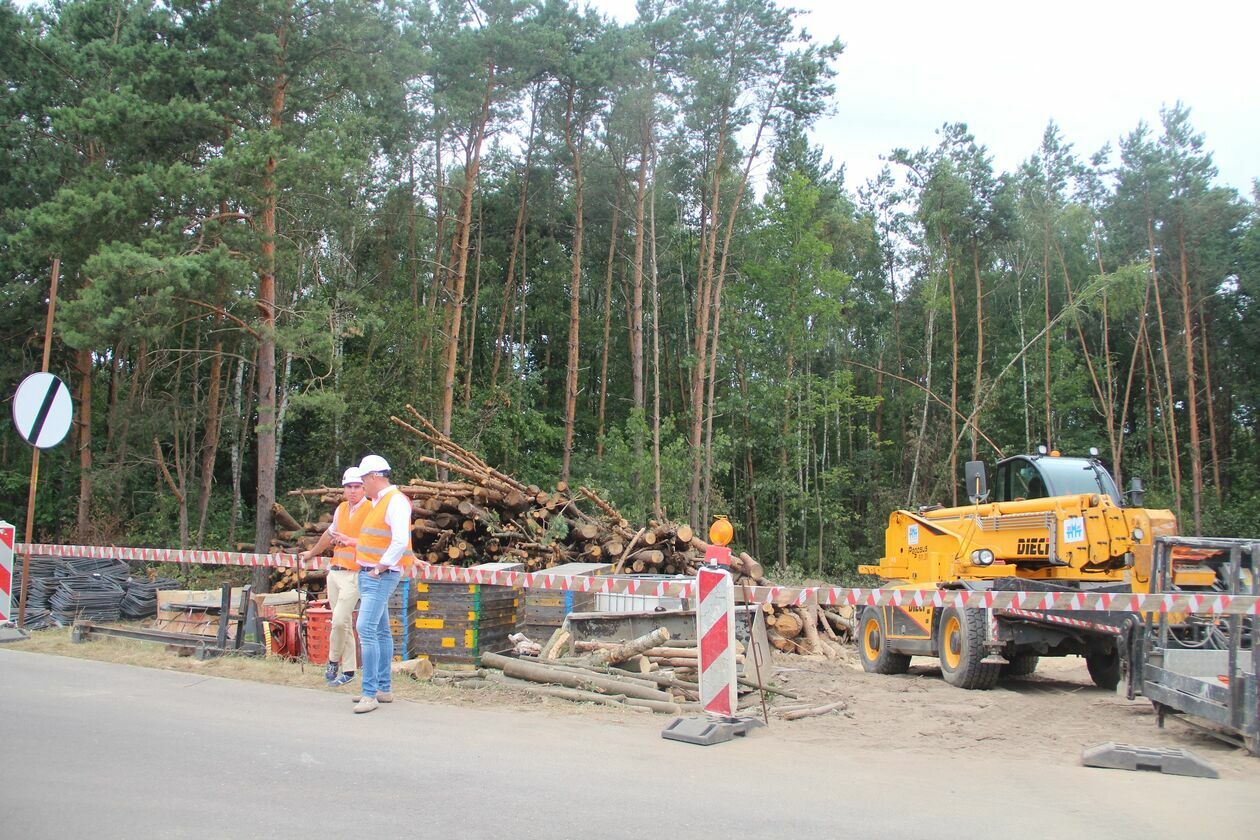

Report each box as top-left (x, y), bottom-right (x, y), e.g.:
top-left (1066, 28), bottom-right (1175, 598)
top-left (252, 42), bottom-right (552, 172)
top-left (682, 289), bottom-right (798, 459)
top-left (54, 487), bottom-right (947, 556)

top-left (709, 515), bottom-right (733, 547)
top-left (1050, 450), bottom-right (1061, 457)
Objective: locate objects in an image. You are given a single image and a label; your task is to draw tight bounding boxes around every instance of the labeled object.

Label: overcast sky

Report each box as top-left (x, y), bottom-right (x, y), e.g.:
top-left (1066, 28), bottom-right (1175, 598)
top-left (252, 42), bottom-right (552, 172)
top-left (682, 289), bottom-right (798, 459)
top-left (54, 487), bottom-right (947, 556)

top-left (587, 0), bottom-right (1259, 195)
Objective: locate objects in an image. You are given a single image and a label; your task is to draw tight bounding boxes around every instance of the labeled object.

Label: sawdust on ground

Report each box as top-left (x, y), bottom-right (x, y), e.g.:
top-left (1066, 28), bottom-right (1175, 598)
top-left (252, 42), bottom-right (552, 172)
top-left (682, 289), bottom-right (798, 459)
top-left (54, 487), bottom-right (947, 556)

top-left (11, 626), bottom-right (1258, 778)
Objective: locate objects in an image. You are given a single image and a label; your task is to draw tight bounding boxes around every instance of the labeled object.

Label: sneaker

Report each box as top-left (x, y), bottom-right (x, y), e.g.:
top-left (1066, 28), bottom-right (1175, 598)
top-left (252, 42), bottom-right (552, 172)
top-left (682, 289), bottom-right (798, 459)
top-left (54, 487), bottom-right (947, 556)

top-left (330, 672), bottom-right (355, 687)
top-left (353, 696), bottom-right (379, 714)
top-left (352, 690), bottom-right (390, 705)
top-left (324, 662), bottom-right (340, 683)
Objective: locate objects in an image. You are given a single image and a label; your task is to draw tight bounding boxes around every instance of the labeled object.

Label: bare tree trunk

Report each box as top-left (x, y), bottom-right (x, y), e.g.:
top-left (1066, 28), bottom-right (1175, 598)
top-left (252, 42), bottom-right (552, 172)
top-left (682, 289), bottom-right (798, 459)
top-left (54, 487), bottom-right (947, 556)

top-left (75, 347), bottom-right (92, 539)
top-left (440, 63), bottom-right (496, 439)
top-left (946, 235), bottom-right (958, 503)
top-left (649, 166), bottom-right (663, 520)
top-left (561, 87), bottom-right (585, 483)
top-left (688, 121), bottom-right (729, 528)
top-left (909, 278), bottom-right (938, 507)
top-left (1176, 224), bottom-right (1202, 534)
top-left (254, 22), bottom-right (287, 573)
top-left (462, 201), bottom-right (484, 407)
top-left (1197, 298), bottom-right (1222, 501)
top-left (1148, 217), bottom-right (1183, 521)
top-left (1115, 275), bottom-right (1153, 488)
top-left (1042, 222), bottom-right (1053, 448)
top-left (195, 320), bottom-right (226, 544)
top-left (969, 238), bottom-right (983, 460)
top-left (597, 188), bottom-right (622, 459)
top-left (490, 86), bottom-right (540, 390)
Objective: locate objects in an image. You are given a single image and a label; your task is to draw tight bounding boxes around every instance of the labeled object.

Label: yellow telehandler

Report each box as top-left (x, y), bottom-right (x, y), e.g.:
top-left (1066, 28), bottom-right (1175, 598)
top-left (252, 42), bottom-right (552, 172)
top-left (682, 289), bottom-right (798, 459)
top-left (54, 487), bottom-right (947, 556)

top-left (856, 450), bottom-right (1206, 689)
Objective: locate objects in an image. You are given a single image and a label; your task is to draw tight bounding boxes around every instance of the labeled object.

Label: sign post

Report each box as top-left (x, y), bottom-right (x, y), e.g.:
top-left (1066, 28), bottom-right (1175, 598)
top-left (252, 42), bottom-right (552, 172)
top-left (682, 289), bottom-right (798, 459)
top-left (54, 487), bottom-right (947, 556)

top-left (12, 258), bottom-right (63, 629)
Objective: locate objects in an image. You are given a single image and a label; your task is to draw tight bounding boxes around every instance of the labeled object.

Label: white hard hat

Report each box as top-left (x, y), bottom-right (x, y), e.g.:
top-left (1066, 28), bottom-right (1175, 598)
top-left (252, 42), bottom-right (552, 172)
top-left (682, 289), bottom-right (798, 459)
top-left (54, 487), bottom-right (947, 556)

top-left (358, 454), bottom-right (391, 475)
top-left (341, 467), bottom-right (364, 485)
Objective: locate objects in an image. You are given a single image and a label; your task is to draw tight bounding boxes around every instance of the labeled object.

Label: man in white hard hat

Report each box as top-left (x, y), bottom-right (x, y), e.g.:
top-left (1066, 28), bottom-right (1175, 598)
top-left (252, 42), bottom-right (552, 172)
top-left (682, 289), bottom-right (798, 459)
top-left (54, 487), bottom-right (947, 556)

top-left (351, 454), bottom-right (415, 714)
top-left (299, 466), bottom-right (369, 686)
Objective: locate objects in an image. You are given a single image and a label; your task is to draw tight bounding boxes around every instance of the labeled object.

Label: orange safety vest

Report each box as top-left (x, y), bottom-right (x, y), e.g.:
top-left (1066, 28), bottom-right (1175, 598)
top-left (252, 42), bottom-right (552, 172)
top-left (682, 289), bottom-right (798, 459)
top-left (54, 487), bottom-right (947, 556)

top-left (330, 499), bottom-right (371, 570)
top-left (355, 488), bottom-right (415, 569)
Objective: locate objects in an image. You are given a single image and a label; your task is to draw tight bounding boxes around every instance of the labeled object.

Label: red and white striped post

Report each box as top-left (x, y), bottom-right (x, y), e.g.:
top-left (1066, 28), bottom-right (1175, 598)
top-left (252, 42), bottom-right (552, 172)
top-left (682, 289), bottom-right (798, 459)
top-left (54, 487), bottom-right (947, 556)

top-left (0, 521), bottom-right (14, 624)
top-left (697, 516), bottom-right (737, 718)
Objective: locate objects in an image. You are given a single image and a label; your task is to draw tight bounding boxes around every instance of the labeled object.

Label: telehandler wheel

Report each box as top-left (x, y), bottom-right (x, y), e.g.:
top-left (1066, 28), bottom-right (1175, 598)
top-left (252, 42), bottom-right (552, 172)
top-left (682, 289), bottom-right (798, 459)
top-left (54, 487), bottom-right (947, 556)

top-left (858, 607), bottom-right (911, 674)
top-left (1000, 653), bottom-right (1039, 679)
top-left (1086, 649), bottom-right (1121, 690)
top-left (937, 607), bottom-right (999, 689)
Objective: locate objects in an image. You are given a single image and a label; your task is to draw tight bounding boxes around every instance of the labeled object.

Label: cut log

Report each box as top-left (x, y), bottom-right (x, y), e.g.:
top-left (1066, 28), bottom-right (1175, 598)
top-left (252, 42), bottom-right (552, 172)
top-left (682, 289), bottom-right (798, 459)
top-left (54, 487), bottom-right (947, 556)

top-left (782, 700), bottom-right (848, 721)
top-left (583, 627), bottom-right (670, 666)
top-left (272, 502), bottom-right (302, 532)
top-left (480, 653), bottom-right (672, 702)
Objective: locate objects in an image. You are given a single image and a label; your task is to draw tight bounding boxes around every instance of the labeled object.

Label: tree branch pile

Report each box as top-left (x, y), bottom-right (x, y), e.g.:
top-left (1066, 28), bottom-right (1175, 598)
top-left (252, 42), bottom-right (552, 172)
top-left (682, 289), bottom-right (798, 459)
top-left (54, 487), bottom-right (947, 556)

top-left (275, 407), bottom-right (770, 585)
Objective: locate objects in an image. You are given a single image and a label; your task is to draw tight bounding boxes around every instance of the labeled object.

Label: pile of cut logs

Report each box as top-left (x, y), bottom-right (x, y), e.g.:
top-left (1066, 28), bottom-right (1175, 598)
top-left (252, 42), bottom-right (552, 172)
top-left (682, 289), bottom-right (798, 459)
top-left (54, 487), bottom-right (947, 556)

top-left (274, 406), bottom-right (767, 586)
top-left (762, 602), bottom-right (856, 658)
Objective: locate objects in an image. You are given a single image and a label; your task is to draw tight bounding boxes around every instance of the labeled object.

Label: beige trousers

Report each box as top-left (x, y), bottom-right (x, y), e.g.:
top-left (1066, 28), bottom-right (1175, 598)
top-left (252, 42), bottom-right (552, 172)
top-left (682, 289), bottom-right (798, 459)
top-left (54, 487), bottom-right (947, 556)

top-left (326, 569), bottom-right (360, 672)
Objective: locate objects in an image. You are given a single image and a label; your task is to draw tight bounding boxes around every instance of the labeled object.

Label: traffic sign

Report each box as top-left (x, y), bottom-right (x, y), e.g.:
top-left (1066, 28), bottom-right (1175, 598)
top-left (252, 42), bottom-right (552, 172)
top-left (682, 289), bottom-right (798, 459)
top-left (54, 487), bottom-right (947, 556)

top-left (11, 372), bottom-right (72, 449)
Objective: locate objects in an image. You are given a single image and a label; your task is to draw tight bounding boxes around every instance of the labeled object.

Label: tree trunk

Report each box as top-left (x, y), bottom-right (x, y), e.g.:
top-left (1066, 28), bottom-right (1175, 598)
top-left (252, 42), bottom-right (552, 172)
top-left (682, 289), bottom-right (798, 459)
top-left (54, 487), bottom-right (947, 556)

top-left (1148, 217), bottom-right (1183, 521)
top-left (196, 320), bottom-right (226, 545)
top-left (254, 22), bottom-right (286, 573)
top-left (649, 164), bottom-right (663, 520)
top-left (490, 85), bottom-right (539, 390)
top-left (561, 87), bottom-right (585, 483)
top-left (1042, 220), bottom-right (1053, 448)
top-left (596, 187), bottom-right (621, 459)
top-left (1196, 297), bottom-right (1222, 501)
top-left (1177, 223), bottom-right (1202, 534)
top-left (461, 200), bottom-right (484, 407)
top-left (440, 63), bottom-right (496, 439)
top-left (75, 347), bottom-right (92, 539)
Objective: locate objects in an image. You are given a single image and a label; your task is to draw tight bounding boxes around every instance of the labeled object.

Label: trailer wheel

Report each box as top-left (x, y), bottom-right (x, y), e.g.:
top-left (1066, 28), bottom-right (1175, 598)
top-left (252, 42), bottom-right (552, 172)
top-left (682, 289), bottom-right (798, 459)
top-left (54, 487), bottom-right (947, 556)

top-left (1086, 649), bottom-right (1121, 690)
top-left (937, 607), bottom-right (999, 689)
top-left (858, 607), bottom-right (911, 674)
top-left (1000, 653), bottom-right (1039, 679)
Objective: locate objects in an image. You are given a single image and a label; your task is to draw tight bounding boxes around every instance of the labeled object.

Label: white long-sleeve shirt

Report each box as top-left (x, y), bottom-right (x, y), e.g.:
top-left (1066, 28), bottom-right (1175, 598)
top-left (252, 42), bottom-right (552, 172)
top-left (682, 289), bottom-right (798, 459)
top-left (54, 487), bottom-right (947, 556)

top-left (374, 484), bottom-right (413, 569)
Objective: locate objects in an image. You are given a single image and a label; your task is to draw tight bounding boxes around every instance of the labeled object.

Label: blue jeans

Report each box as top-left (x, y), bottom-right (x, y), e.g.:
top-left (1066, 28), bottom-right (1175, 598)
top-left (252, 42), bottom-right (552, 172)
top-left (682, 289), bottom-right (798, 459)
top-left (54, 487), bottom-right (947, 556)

top-left (355, 569), bottom-right (401, 697)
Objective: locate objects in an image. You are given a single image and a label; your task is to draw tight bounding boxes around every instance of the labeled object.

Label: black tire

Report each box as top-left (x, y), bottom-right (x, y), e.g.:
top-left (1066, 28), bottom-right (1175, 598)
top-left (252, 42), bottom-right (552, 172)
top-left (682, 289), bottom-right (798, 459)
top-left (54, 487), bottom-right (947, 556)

top-left (1000, 652), bottom-right (1039, 679)
top-left (937, 607), bottom-right (1000, 689)
top-left (858, 607), bottom-right (911, 674)
top-left (1086, 649), bottom-right (1121, 690)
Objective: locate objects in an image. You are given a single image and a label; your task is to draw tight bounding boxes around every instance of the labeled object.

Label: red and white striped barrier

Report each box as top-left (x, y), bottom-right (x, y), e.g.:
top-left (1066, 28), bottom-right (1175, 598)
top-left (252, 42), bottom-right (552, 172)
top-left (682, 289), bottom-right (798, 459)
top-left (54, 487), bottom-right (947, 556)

top-left (14, 542), bottom-right (1260, 616)
top-left (696, 565), bottom-right (737, 717)
top-left (0, 522), bottom-right (15, 623)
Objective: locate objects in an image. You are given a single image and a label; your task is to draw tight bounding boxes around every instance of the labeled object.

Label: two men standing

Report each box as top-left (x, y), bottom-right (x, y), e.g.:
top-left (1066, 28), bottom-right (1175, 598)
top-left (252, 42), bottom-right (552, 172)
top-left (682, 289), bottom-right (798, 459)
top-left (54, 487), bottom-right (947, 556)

top-left (298, 454), bottom-right (414, 714)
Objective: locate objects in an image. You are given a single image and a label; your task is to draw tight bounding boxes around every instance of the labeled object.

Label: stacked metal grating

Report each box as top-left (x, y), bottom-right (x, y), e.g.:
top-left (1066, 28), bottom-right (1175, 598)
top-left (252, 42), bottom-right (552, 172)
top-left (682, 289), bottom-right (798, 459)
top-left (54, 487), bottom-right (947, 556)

top-left (408, 579), bottom-right (521, 665)
top-left (520, 562), bottom-right (611, 642)
top-left (49, 573), bottom-right (126, 623)
top-left (120, 577), bottom-right (182, 619)
top-left (11, 555), bottom-right (65, 614)
top-left (46, 557), bottom-right (131, 624)
top-left (387, 578), bottom-right (417, 661)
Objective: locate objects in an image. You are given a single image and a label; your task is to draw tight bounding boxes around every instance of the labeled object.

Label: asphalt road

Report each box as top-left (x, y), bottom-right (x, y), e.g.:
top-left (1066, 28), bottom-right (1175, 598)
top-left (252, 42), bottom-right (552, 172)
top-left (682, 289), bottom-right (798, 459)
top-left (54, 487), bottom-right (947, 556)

top-left (0, 649), bottom-right (1253, 839)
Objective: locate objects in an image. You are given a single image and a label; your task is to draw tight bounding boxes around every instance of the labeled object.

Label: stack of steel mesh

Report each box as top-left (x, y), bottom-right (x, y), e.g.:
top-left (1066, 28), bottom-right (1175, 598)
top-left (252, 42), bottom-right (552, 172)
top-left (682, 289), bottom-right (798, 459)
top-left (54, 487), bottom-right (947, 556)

top-left (57, 557), bottom-right (131, 581)
top-left (121, 577), bottom-right (181, 619)
top-left (13, 556), bottom-right (66, 613)
top-left (49, 573), bottom-right (126, 623)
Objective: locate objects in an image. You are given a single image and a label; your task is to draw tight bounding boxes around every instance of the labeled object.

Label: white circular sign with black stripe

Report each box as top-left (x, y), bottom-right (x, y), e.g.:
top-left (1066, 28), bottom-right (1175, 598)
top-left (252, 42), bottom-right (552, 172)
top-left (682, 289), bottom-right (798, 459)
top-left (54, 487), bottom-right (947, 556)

top-left (11, 372), bottom-right (73, 449)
